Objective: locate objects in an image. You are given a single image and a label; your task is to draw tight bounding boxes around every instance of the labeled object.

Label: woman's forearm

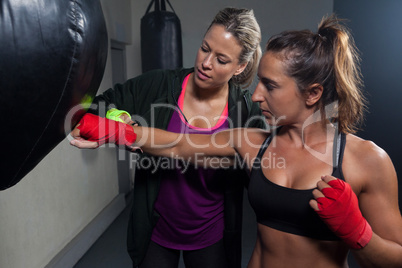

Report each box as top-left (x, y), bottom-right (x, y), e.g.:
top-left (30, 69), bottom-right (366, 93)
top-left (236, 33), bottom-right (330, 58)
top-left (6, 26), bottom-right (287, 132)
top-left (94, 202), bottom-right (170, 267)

top-left (70, 114), bottom-right (238, 164)
top-left (352, 233), bottom-right (402, 267)
top-left (132, 126), bottom-right (237, 160)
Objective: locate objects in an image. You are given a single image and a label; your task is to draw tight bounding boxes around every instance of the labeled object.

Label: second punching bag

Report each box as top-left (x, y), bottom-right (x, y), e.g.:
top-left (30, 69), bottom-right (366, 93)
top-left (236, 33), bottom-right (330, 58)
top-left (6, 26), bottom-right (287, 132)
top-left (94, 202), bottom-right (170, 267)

top-left (141, 0), bottom-right (183, 73)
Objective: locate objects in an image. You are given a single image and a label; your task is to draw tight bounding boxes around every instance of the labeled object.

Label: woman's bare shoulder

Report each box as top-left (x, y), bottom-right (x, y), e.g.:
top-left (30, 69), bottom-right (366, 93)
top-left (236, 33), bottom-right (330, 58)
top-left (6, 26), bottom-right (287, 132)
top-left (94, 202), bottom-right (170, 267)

top-left (343, 134), bottom-right (396, 193)
top-left (232, 128), bottom-right (271, 155)
top-left (345, 134), bottom-right (390, 165)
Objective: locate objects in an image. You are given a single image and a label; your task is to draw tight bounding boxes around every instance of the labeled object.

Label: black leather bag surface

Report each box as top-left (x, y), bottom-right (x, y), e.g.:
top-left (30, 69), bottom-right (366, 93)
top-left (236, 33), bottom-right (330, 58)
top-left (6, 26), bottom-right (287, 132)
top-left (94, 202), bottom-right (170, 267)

top-left (0, 0), bottom-right (108, 190)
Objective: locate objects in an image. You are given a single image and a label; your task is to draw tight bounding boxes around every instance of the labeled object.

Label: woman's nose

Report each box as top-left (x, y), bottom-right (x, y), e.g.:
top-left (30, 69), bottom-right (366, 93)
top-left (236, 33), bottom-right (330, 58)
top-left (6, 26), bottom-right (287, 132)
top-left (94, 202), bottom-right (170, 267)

top-left (251, 82), bottom-right (264, 103)
top-left (202, 54), bottom-right (213, 69)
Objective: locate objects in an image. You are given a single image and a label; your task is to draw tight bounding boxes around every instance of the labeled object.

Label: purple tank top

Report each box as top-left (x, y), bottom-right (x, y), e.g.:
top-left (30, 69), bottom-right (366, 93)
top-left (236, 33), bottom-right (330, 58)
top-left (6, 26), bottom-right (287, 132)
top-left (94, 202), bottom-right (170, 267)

top-left (151, 74), bottom-right (229, 250)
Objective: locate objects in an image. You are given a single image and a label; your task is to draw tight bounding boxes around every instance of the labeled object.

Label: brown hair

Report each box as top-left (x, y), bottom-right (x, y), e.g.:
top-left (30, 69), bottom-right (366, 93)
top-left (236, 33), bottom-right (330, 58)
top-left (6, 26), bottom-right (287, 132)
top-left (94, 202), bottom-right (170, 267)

top-left (265, 14), bottom-right (367, 133)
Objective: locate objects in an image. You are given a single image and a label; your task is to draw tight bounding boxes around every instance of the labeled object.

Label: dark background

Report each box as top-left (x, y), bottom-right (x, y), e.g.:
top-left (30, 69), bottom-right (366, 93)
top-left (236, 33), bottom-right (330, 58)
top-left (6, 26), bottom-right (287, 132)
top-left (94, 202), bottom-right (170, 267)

top-left (334, 0), bottom-right (402, 210)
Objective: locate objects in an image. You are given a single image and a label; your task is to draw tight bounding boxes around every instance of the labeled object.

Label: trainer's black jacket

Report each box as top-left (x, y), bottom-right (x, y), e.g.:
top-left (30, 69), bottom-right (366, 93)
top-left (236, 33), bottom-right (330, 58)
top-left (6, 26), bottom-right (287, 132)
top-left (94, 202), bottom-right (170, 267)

top-left (89, 67), bottom-right (266, 267)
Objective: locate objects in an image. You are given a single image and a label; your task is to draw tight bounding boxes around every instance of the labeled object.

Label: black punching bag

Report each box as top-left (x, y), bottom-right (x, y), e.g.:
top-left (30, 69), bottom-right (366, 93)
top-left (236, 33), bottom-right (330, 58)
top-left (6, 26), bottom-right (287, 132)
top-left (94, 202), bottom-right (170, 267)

top-left (0, 0), bottom-right (108, 190)
top-left (141, 0), bottom-right (183, 73)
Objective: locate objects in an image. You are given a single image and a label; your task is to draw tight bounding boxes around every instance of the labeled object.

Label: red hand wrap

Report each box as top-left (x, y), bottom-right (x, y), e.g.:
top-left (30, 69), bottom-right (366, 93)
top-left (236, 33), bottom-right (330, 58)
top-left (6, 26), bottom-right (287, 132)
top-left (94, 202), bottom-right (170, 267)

top-left (316, 179), bottom-right (372, 249)
top-left (77, 113), bottom-right (137, 146)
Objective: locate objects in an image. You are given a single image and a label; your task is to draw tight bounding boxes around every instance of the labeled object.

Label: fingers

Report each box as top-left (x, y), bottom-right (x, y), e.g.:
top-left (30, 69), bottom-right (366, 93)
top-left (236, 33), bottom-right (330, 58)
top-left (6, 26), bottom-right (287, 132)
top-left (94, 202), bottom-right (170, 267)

top-left (120, 114), bottom-right (133, 124)
top-left (321, 175), bottom-right (337, 184)
top-left (312, 188), bottom-right (325, 198)
top-left (316, 175), bottom-right (338, 190)
top-left (70, 125), bottom-right (81, 138)
top-left (69, 122), bottom-right (99, 149)
top-left (310, 175), bottom-right (338, 211)
top-left (309, 199), bottom-right (319, 211)
top-left (70, 139), bottom-right (99, 149)
top-left (128, 146), bottom-right (143, 153)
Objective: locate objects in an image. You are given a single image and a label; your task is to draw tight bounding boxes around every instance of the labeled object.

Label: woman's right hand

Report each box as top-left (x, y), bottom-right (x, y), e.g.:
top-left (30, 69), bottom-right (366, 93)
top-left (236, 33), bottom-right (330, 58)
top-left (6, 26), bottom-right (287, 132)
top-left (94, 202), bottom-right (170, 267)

top-left (69, 114), bottom-right (137, 149)
top-left (70, 124), bottom-right (100, 149)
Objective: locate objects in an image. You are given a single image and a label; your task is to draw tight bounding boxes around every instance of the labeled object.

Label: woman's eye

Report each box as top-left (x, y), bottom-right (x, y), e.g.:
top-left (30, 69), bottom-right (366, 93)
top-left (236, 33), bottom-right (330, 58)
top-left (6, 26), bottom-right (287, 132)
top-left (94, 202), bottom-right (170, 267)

top-left (201, 46), bottom-right (208, 52)
top-left (217, 58), bottom-right (228, 64)
top-left (264, 82), bottom-right (276, 91)
top-left (258, 78), bottom-right (276, 91)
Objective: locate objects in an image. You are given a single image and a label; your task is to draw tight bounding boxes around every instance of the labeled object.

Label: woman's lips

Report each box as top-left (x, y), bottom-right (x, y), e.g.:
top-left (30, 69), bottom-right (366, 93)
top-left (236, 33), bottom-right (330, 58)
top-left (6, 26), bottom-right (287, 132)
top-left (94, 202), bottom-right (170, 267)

top-left (261, 109), bottom-right (272, 117)
top-left (197, 69), bottom-right (210, 80)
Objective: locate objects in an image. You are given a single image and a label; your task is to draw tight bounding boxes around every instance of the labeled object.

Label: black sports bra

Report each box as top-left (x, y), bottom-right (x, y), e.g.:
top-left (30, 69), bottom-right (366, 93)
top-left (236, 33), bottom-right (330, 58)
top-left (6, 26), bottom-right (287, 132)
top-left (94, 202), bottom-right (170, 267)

top-left (248, 130), bottom-right (346, 240)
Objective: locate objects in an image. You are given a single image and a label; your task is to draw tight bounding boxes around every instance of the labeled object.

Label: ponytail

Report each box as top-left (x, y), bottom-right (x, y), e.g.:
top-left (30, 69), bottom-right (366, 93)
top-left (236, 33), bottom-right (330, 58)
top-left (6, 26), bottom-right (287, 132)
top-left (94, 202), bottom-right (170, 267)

top-left (318, 15), bottom-right (367, 133)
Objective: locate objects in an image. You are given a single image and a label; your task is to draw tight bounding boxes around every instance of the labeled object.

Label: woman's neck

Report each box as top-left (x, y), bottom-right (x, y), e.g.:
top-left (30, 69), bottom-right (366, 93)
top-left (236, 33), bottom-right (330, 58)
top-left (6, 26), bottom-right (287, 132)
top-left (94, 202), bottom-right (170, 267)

top-left (280, 121), bottom-right (336, 149)
top-left (187, 74), bottom-right (229, 102)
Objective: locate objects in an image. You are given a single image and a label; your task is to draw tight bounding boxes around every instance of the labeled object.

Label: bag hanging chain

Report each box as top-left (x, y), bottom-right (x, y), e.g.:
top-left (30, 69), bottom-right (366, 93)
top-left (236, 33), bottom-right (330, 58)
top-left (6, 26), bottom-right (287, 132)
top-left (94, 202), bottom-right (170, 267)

top-left (145, 0), bottom-right (176, 14)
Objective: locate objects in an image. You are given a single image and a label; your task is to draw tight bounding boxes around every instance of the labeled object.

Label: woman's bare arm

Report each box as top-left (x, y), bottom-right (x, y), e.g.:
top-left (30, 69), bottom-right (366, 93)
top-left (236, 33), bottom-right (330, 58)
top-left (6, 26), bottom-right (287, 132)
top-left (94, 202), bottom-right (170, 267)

top-left (70, 119), bottom-right (269, 169)
top-left (346, 138), bottom-right (402, 267)
top-left (132, 126), bottom-right (238, 160)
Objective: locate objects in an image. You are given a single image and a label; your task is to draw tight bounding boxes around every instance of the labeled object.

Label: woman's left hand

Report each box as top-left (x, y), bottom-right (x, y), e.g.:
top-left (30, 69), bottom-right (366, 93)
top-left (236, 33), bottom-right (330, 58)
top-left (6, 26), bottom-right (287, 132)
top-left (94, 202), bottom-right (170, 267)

top-left (310, 175), bottom-right (372, 249)
top-left (309, 175), bottom-right (337, 211)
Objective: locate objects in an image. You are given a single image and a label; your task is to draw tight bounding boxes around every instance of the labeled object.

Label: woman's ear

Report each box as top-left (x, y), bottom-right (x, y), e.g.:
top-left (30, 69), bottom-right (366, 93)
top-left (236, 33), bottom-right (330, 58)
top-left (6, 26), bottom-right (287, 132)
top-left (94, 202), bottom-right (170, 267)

top-left (234, 62), bottom-right (248, 76)
top-left (305, 83), bottom-right (323, 106)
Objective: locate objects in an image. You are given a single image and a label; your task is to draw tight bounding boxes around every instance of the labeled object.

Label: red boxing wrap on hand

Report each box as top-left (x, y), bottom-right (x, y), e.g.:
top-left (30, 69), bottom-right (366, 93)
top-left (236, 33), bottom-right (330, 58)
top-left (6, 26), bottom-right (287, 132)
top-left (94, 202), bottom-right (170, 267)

top-left (316, 179), bottom-right (372, 249)
top-left (77, 113), bottom-right (137, 146)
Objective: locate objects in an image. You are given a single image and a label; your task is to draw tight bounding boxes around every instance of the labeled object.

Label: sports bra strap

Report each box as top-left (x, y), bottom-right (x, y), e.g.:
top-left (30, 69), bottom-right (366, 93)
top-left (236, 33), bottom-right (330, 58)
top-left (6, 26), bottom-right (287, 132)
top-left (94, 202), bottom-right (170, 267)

top-left (255, 127), bottom-right (346, 172)
top-left (255, 127), bottom-right (281, 160)
top-left (333, 132), bottom-right (342, 168)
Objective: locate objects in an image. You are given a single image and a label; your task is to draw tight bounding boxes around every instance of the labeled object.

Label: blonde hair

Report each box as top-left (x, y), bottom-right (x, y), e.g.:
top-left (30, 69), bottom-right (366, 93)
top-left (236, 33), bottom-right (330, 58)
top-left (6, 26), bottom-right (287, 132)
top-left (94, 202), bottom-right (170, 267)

top-left (207, 7), bottom-right (262, 88)
top-left (265, 14), bottom-right (367, 133)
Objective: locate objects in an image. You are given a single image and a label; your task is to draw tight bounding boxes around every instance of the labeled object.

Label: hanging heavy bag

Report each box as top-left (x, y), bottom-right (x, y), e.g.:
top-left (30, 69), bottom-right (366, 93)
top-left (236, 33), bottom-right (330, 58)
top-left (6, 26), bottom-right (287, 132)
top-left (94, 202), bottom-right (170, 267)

top-left (0, 0), bottom-right (108, 190)
top-left (141, 0), bottom-right (183, 73)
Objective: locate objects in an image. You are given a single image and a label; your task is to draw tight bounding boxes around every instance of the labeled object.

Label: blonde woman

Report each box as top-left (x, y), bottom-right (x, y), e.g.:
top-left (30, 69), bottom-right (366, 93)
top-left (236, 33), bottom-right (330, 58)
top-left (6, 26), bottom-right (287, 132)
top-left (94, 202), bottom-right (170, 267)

top-left (73, 7), bottom-right (264, 268)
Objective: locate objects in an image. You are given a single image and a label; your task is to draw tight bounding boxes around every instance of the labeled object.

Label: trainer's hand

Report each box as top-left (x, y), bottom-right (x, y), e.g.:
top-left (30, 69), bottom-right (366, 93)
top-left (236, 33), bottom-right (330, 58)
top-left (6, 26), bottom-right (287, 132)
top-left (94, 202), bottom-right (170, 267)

top-left (120, 113), bottom-right (135, 125)
top-left (106, 108), bottom-right (134, 125)
top-left (310, 175), bottom-right (372, 249)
